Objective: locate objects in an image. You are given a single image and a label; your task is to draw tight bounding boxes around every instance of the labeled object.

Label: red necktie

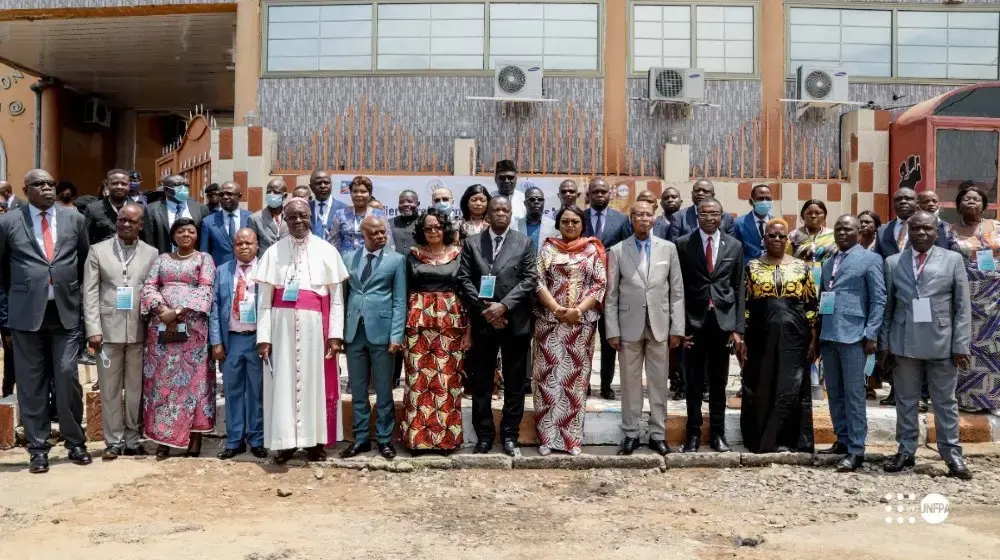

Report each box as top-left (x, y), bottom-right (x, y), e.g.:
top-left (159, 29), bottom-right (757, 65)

top-left (41, 211), bottom-right (54, 261)
top-left (232, 265), bottom-right (249, 321)
top-left (706, 237), bottom-right (714, 308)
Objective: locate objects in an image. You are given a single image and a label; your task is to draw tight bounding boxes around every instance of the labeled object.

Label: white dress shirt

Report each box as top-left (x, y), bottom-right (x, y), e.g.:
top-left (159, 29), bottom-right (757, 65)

top-left (230, 258), bottom-right (257, 332)
top-left (699, 228), bottom-right (721, 269)
top-left (167, 200), bottom-right (192, 228)
top-left (29, 204), bottom-right (57, 300)
top-left (589, 208), bottom-right (606, 237)
top-left (489, 227), bottom-right (509, 259)
top-left (315, 198), bottom-right (331, 226)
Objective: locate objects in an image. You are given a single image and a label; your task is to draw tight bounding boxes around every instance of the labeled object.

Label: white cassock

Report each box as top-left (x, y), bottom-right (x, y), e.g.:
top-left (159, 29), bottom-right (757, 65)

top-left (252, 234), bottom-right (349, 450)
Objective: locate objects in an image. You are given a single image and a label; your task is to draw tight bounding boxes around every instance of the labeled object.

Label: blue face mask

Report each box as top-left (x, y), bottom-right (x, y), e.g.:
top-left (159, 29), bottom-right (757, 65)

top-left (266, 193), bottom-right (284, 208)
top-left (434, 201), bottom-right (452, 213)
top-left (172, 186), bottom-right (189, 204)
top-left (753, 200), bottom-right (772, 217)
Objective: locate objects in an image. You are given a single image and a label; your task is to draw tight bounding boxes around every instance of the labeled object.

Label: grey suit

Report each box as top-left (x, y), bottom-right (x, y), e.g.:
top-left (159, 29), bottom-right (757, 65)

top-left (0, 204), bottom-right (90, 452)
top-left (141, 199), bottom-right (210, 254)
top-left (248, 208), bottom-right (288, 258)
top-left (880, 246), bottom-right (971, 463)
top-left (605, 235), bottom-right (685, 441)
top-left (83, 237), bottom-right (158, 449)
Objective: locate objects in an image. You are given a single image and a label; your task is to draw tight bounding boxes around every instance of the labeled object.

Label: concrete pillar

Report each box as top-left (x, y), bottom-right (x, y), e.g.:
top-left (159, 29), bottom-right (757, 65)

top-left (453, 138), bottom-right (477, 175)
top-left (234, 0), bottom-right (261, 125)
top-left (661, 143), bottom-right (690, 182)
top-left (116, 109), bottom-right (137, 170)
top-left (760, 0), bottom-right (785, 178)
top-left (602, 0), bottom-right (627, 174)
top-left (39, 83), bottom-right (61, 179)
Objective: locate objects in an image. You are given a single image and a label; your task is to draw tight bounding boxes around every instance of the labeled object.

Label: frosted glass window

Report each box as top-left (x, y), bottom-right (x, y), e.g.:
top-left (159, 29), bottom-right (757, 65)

top-left (696, 5), bottom-right (753, 74)
top-left (489, 3), bottom-right (599, 70)
top-left (897, 11), bottom-right (999, 80)
top-left (631, 3), bottom-right (754, 74)
top-left (377, 3), bottom-right (484, 70)
top-left (789, 8), bottom-right (891, 77)
top-left (267, 4), bottom-right (374, 71)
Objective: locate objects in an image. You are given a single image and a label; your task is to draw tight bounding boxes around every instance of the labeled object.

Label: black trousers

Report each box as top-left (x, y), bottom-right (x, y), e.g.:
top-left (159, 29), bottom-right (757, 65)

top-left (469, 331), bottom-right (530, 443)
top-left (669, 346), bottom-right (687, 394)
top-left (14, 303), bottom-right (85, 452)
top-left (597, 313), bottom-right (616, 391)
top-left (1, 330), bottom-right (14, 397)
top-left (685, 312), bottom-right (730, 437)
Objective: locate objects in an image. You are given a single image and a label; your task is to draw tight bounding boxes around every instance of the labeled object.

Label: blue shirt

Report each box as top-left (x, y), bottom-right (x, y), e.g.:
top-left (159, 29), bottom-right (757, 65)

top-left (327, 207), bottom-right (394, 253)
top-left (526, 222), bottom-right (541, 250)
top-left (634, 236), bottom-right (650, 262)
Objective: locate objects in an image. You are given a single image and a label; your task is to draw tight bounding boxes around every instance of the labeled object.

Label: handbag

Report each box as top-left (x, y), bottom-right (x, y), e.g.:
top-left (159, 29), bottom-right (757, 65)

top-left (157, 322), bottom-right (189, 344)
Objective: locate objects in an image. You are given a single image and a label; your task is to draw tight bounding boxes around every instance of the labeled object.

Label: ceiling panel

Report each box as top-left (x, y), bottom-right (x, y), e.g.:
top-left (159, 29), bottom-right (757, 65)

top-left (0, 12), bottom-right (236, 111)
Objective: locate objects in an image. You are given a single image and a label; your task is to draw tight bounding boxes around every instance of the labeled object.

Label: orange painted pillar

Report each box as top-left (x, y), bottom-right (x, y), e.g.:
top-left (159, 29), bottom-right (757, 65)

top-left (603, 0), bottom-right (627, 176)
top-left (39, 83), bottom-right (62, 179)
top-left (759, 0), bottom-right (785, 178)
top-left (234, 0), bottom-right (261, 125)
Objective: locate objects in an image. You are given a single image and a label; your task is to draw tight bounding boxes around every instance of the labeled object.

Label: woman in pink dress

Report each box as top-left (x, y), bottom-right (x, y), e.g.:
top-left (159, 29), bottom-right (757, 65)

top-left (140, 217), bottom-right (216, 459)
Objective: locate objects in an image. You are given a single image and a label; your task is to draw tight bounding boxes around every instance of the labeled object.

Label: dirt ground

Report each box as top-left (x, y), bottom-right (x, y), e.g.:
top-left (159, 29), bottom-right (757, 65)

top-left (1, 446), bottom-right (999, 560)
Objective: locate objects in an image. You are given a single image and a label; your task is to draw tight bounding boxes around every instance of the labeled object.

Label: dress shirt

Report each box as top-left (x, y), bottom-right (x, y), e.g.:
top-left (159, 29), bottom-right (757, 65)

top-left (29, 204), bottom-right (57, 300)
top-left (230, 258), bottom-right (257, 332)
top-left (490, 227), bottom-right (509, 259)
top-left (490, 189), bottom-right (525, 220)
top-left (526, 221), bottom-right (541, 249)
top-left (634, 236), bottom-right (651, 272)
top-left (315, 197), bottom-right (331, 226)
top-left (754, 214), bottom-right (768, 239)
top-left (167, 200), bottom-right (192, 228)
top-left (362, 246), bottom-right (383, 262)
top-left (699, 228), bottom-right (720, 269)
top-left (227, 211), bottom-right (239, 239)
top-left (589, 208), bottom-right (606, 237)
top-left (912, 248), bottom-right (931, 280)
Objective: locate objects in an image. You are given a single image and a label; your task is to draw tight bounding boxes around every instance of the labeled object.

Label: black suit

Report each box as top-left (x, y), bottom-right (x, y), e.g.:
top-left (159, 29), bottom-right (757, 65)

top-left (675, 229), bottom-right (745, 438)
top-left (874, 218), bottom-right (949, 258)
top-left (83, 198), bottom-right (123, 245)
top-left (668, 205), bottom-right (736, 242)
top-left (458, 229), bottom-right (538, 444)
top-left (141, 199), bottom-right (210, 254)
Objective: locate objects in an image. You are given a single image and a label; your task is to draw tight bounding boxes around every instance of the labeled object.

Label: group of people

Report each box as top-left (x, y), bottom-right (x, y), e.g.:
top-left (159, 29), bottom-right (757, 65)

top-left (0, 159), bottom-right (986, 482)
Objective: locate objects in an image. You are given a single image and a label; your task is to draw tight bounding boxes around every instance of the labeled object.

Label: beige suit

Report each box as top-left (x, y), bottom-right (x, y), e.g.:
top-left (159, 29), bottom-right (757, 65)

top-left (605, 235), bottom-right (685, 440)
top-left (83, 237), bottom-right (158, 448)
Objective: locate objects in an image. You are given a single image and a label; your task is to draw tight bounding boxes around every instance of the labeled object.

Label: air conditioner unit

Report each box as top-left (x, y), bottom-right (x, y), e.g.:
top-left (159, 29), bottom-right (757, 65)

top-left (85, 97), bottom-right (111, 128)
top-left (647, 68), bottom-right (705, 102)
top-left (796, 65), bottom-right (849, 103)
top-left (493, 60), bottom-right (543, 99)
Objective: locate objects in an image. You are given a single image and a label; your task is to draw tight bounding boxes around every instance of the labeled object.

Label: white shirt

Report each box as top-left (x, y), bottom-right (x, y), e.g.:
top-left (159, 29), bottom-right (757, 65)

top-left (167, 200), bottom-right (192, 228)
top-left (490, 189), bottom-right (525, 220)
top-left (589, 208), bottom-right (606, 236)
top-left (912, 247), bottom-right (931, 280)
top-left (315, 198), bottom-right (331, 225)
top-left (699, 228), bottom-right (721, 269)
top-left (362, 247), bottom-right (383, 262)
top-left (489, 227), bottom-right (509, 259)
top-left (29, 204), bottom-right (57, 300)
top-left (754, 214), bottom-right (769, 239)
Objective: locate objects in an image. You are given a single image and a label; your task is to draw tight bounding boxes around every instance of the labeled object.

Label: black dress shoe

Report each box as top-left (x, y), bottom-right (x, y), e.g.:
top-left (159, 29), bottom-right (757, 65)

top-left (617, 437), bottom-right (640, 456)
top-left (217, 445), bottom-right (246, 460)
top-left (155, 445), bottom-right (170, 460)
top-left (918, 399), bottom-right (929, 412)
top-left (648, 439), bottom-right (673, 455)
top-left (305, 445), bottom-right (327, 462)
top-left (124, 446), bottom-right (148, 456)
top-left (68, 446), bottom-right (93, 465)
top-left (339, 440), bottom-right (372, 459)
top-left (250, 446), bottom-right (268, 459)
top-left (710, 436), bottom-right (731, 453)
top-left (775, 446), bottom-right (793, 453)
top-left (673, 389), bottom-right (686, 401)
top-left (880, 392), bottom-right (895, 407)
top-left (817, 442), bottom-right (848, 455)
top-left (378, 443), bottom-right (397, 460)
top-left (883, 452), bottom-right (916, 473)
top-left (102, 446), bottom-right (122, 461)
top-left (29, 453), bottom-right (49, 474)
top-left (502, 439), bottom-right (521, 457)
top-left (273, 448), bottom-right (296, 464)
top-left (473, 440), bottom-right (492, 454)
top-left (682, 435), bottom-right (700, 453)
top-left (836, 454), bottom-right (864, 472)
top-left (947, 456), bottom-right (972, 480)
top-left (600, 387), bottom-right (616, 400)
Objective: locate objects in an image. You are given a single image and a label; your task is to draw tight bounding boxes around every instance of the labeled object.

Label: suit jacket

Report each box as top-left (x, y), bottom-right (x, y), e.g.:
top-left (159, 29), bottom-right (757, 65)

top-left (389, 215), bottom-right (418, 256)
top-left (875, 218), bottom-right (949, 258)
top-left (310, 197), bottom-right (348, 238)
top-left (514, 215), bottom-right (558, 253)
top-left (141, 199), bottom-right (210, 254)
top-left (248, 208), bottom-right (288, 258)
top-left (343, 248), bottom-right (406, 346)
top-left (457, 229), bottom-right (538, 337)
top-left (82, 238), bottom-right (158, 343)
top-left (0, 204), bottom-right (89, 330)
top-left (732, 211), bottom-right (772, 266)
top-left (652, 215), bottom-right (675, 242)
top-left (818, 243), bottom-right (886, 345)
top-left (605, 235), bottom-right (685, 343)
top-left (6, 195), bottom-right (23, 211)
top-left (675, 229), bottom-right (745, 334)
top-left (209, 260), bottom-right (261, 351)
top-left (83, 198), bottom-right (123, 246)
top-left (879, 246), bottom-right (970, 360)
top-left (200, 209), bottom-right (251, 265)
top-left (667, 205), bottom-right (736, 242)
top-left (583, 207), bottom-right (632, 249)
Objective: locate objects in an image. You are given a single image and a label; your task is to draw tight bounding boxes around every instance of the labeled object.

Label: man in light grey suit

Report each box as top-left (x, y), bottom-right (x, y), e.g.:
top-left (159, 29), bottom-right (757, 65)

top-left (339, 216), bottom-right (407, 460)
top-left (880, 211), bottom-right (972, 479)
top-left (83, 203), bottom-right (158, 460)
top-left (248, 177), bottom-right (289, 258)
top-left (0, 169), bottom-right (92, 473)
top-left (606, 201), bottom-right (685, 456)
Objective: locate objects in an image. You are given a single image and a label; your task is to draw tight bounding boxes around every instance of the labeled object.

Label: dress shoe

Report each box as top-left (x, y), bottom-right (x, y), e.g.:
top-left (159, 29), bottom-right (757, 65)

top-left (250, 446), bottom-right (268, 459)
top-left (68, 446), bottom-right (93, 465)
top-left (339, 440), bottom-right (372, 459)
top-left (600, 387), bottom-right (616, 400)
top-left (672, 389), bottom-right (686, 401)
top-left (217, 445), bottom-right (246, 460)
top-left (947, 456), bottom-right (972, 480)
top-left (617, 437), bottom-right (640, 456)
top-left (305, 445), bottom-right (328, 462)
top-left (124, 446), bottom-right (148, 456)
top-left (648, 439), bottom-right (673, 455)
top-left (473, 440), bottom-right (492, 454)
top-left (817, 441), bottom-right (848, 455)
top-left (378, 443), bottom-right (397, 460)
top-left (918, 399), bottom-right (929, 412)
top-left (29, 453), bottom-right (49, 474)
top-left (836, 454), bottom-right (864, 472)
top-left (78, 353), bottom-right (97, 366)
top-left (155, 445), bottom-right (171, 460)
top-left (273, 448), bottom-right (296, 464)
top-left (682, 435), bottom-right (700, 453)
top-left (775, 446), bottom-right (793, 453)
top-left (502, 439), bottom-right (521, 458)
top-left (883, 452), bottom-right (916, 473)
top-left (710, 436), bottom-right (731, 453)
top-left (102, 446), bottom-right (123, 461)
top-left (702, 391), bottom-right (709, 403)
top-left (880, 392), bottom-right (895, 407)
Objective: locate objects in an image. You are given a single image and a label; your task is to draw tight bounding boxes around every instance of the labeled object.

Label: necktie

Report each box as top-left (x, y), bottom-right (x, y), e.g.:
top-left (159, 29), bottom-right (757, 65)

top-left (917, 252), bottom-right (927, 278)
top-left (228, 213), bottom-right (236, 239)
top-left (318, 201), bottom-right (326, 222)
top-left (896, 221), bottom-right (908, 251)
top-left (493, 235), bottom-right (503, 259)
top-left (705, 236), bottom-right (714, 274)
top-left (361, 253), bottom-right (375, 283)
top-left (757, 219), bottom-right (765, 241)
top-left (40, 211), bottom-right (54, 261)
top-left (595, 212), bottom-right (604, 238)
top-left (232, 265), bottom-right (249, 321)
top-left (638, 241), bottom-right (648, 273)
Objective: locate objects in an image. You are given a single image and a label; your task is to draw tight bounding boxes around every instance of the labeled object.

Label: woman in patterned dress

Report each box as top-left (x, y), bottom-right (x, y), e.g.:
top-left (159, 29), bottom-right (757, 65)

top-left (140, 217), bottom-right (216, 459)
top-left (741, 218), bottom-right (818, 453)
top-left (400, 208), bottom-right (471, 452)
top-left (531, 205), bottom-right (608, 455)
top-left (947, 183), bottom-right (1000, 414)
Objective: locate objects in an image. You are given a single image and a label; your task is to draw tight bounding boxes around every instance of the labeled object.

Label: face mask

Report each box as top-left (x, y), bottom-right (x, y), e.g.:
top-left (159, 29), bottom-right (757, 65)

top-left (753, 200), bottom-right (772, 216)
top-left (172, 186), bottom-right (189, 203)
top-left (434, 201), bottom-right (452, 213)
top-left (266, 193), bottom-right (284, 209)
top-left (129, 181), bottom-right (140, 194)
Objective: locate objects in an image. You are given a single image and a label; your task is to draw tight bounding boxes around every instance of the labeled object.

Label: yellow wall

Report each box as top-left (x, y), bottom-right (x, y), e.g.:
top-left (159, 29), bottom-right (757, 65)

top-left (0, 63), bottom-right (38, 195)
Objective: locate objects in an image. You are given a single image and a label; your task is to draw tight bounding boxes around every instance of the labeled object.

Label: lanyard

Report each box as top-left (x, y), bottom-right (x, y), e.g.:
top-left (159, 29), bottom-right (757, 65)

top-left (828, 253), bottom-right (844, 290)
top-left (236, 261), bottom-right (255, 295)
top-left (115, 236), bottom-right (137, 282)
top-left (286, 240), bottom-right (308, 284)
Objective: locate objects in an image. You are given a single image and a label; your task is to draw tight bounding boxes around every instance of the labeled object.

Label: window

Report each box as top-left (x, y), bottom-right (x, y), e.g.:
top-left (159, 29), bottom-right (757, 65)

top-left (897, 11), bottom-right (999, 80)
top-left (936, 129), bottom-right (999, 221)
top-left (267, 4), bottom-right (374, 72)
top-left (377, 3), bottom-right (485, 70)
top-left (489, 3), bottom-right (600, 71)
top-left (788, 7), bottom-right (892, 78)
top-left (632, 3), bottom-right (755, 74)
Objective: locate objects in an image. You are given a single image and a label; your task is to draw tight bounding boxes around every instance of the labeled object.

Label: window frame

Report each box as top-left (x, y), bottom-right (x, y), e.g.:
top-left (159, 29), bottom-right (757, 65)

top-left (261, 0), bottom-right (605, 78)
top-left (785, 2), bottom-right (1000, 85)
top-left (627, 0), bottom-right (761, 80)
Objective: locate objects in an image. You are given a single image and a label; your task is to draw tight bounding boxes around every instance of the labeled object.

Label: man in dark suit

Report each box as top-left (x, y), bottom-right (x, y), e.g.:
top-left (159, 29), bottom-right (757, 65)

top-left (582, 177), bottom-right (632, 399)
top-left (200, 181), bottom-right (251, 266)
top-left (652, 186), bottom-right (683, 241)
top-left (675, 197), bottom-right (745, 453)
top-left (84, 169), bottom-right (132, 245)
top-left (308, 170), bottom-right (348, 238)
top-left (458, 196), bottom-right (538, 457)
top-left (388, 189), bottom-right (420, 386)
top-left (667, 179), bottom-right (736, 240)
top-left (141, 174), bottom-right (210, 254)
top-left (0, 169), bottom-right (92, 473)
top-left (0, 180), bottom-right (24, 211)
top-left (731, 184), bottom-right (774, 266)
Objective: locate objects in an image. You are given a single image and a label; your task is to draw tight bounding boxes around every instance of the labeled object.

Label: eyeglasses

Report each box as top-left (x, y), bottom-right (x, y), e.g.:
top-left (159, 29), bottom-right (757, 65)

top-left (220, 192), bottom-right (240, 198)
top-left (432, 198), bottom-right (451, 204)
top-left (698, 211), bottom-right (722, 218)
top-left (526, 197), bottom-right (544, 202)
top-left (766, 233), bottom-right (788, 240)
top-left (423, 225), bottom-right (443, 232)
top-left (28, 180), bottom-right (56, 188)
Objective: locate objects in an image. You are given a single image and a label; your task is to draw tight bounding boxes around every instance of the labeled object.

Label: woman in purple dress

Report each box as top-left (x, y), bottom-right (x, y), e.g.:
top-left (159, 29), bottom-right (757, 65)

top-left (140, 217), bottom-right (216, 459)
